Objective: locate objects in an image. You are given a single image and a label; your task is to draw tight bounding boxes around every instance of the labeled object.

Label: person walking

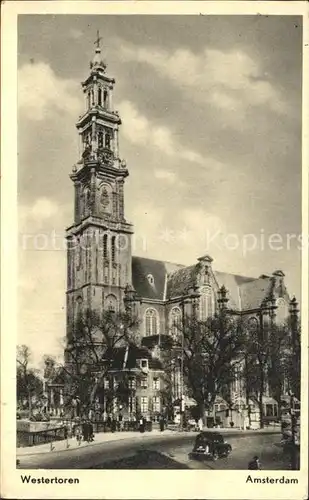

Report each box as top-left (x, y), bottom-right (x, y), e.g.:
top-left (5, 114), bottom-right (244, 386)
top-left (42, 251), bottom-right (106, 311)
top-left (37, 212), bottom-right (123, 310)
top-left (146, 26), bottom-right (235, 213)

top-left (75, 425), bottom-right (82, 446)
top-left (82, 420), bottom-right (88, 442)
top-left (88, 420), bottom-right (94, 442)
top-left (159, 414), bottom-right (165, 432)
top-left (111, 416), bottom-right (117, 433)
top-left (118, 412), bottom-right (123, 432)
top-left (248, 455), bottom-right (262, 470)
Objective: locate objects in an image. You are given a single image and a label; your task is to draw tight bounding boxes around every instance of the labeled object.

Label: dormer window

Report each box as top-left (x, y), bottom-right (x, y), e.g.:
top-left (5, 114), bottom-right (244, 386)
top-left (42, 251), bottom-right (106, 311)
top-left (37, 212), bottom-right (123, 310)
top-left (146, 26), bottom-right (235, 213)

top-left (147, 274), bottom-right (155, 286)
top-left (140, 359), bottom-right (148, 371)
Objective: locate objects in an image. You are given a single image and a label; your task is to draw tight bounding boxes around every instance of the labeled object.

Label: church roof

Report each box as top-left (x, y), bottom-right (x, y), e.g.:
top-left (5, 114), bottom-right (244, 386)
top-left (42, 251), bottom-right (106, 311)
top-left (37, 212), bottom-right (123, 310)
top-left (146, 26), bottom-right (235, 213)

top-left (214, 271), bottom-right (256, 310)
top-left (132, 256), bottom-right (184, 300)
top-left (132, 256), bottom-right (275, 311)
top-left (238, 276), bottom-right (273, 310)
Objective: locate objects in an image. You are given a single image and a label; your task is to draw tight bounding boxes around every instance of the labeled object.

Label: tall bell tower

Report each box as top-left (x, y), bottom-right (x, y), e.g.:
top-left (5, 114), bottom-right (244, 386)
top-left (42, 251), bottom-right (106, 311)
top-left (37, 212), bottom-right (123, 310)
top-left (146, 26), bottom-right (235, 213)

top-left (66, 34), bottom-right (133, 338)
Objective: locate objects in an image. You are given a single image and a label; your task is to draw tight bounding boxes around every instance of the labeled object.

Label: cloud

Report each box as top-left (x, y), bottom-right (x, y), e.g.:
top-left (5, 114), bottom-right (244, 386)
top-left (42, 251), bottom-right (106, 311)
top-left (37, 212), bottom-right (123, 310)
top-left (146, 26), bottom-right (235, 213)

top-left (154, 169), bottom-right (177, 183)
top-left (120, 44), bottom-right (288, 120)
top-left (70, 28), bottom-right (83, 40)
top-left (19, 197), bottom-right (62, 232)
top-left (118, 100), bottom-right (204, 165)
top-left (18, 62), bottom-right (81, 121)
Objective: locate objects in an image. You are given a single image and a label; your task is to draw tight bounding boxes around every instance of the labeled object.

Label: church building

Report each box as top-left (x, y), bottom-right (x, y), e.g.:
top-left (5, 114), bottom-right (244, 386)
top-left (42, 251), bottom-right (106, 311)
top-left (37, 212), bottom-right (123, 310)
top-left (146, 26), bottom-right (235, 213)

top-left (59, 38), bottom-right (297, 424)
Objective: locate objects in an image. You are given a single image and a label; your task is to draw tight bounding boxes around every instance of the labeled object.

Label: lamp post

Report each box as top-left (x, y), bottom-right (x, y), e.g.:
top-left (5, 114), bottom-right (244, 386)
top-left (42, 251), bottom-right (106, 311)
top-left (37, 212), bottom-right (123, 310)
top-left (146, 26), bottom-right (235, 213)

top-left (178, 293), bottom-right (187, 431)
top-left (178, 286), bottom-right (199, 430)
top-left (257, 296), bottom-right (277, 428)
top-left (289, 297), bottom-right (299, 470)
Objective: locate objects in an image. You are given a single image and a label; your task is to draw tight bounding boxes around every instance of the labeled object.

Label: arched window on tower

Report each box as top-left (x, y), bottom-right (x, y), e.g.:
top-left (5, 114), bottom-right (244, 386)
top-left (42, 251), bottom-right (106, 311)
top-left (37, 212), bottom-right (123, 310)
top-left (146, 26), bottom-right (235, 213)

top-left (103, 89), bottom-right (108, 108)
top-left (111, 236), bottom-right (116, 262)
top-left (75, 296), bottom-right (83, 330)
top-left (145, 309), bottom-right (159, 336)
top-left (103, 234), bottom-right (108, 260)
top-left (83, 187), bottom-right (90, 217)
top-left (98, 131), bottom-right (104, 149)
top-left (105, 131), bottom-right (111, 150)
top-left (169, 307), bottom-right (182, 340)
top-left (199, 286), bottom-right (215, 321)
top-left (91, 90), bottom-right (95, 107)
top-left (98, 87), bottom-right (102, 106)
top-left (106, 294), bottom-right (117, 313)
top-left (87, 91), bottom-right (91, 109)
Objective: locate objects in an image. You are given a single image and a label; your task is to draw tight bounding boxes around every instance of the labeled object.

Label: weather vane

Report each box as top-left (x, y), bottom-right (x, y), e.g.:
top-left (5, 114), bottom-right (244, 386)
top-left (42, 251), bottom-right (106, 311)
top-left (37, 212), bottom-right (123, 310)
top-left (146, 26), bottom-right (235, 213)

top-left (94, 30), bottom-right (102, 49)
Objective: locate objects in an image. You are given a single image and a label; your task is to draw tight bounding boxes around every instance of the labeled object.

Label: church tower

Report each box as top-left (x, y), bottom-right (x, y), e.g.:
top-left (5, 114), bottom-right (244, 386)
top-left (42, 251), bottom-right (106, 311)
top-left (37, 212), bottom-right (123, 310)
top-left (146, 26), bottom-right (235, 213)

top-left (66, 34), bottom-right (133, 338)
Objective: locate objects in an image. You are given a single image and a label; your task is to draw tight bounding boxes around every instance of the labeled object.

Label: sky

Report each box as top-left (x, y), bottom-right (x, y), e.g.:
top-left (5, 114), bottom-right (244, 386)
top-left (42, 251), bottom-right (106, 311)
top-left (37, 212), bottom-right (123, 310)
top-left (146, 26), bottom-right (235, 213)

top-left (17, 14), bottom-right (302, 367)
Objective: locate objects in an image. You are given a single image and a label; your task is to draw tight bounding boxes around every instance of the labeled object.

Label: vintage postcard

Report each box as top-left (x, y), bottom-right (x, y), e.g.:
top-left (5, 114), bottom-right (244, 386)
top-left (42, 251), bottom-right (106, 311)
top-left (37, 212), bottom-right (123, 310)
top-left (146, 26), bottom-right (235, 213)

top-left (1, 1), bottom-right (308, 499)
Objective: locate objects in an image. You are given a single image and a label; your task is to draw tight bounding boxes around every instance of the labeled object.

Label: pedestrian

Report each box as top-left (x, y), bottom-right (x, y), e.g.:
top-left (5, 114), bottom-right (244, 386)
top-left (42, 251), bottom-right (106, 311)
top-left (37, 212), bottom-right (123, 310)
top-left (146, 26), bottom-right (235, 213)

top-left (118, 412), bottom-right (123, 431)
top-left (88, 420), bottom-right (94, 442)
top-left (159, 414), bottom-right (165, 432)
top-left (111, 417), bottom-right (117, 433)
top-left (248, 455), bottom-right (262, 470)
top-left (75, 425), bottom-right (82, 445)
top-left (107, 414), bottom-right (112, 431)
top-left (82, 420), bottom-right (88, 442)
top-left (139, 415), bottom-right (144, 433)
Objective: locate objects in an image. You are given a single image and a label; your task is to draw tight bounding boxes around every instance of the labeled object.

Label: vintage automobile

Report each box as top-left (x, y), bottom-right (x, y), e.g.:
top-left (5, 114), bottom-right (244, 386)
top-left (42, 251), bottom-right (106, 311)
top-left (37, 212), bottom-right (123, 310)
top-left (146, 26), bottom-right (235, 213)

top-left (188, 431), bottom-right (232, 461)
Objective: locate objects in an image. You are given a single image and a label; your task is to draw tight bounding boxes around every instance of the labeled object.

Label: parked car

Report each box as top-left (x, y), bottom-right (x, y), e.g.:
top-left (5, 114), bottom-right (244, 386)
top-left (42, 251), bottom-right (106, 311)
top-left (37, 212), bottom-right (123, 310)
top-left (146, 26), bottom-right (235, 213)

top-left (188, 431), bottom-right (232, 461)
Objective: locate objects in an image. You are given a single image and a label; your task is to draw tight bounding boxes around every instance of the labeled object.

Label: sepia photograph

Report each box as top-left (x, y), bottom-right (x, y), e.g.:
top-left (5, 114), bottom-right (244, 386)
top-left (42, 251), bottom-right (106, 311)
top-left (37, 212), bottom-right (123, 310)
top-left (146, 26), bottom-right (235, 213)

top-left (1, 2), bottom-right (308, 500)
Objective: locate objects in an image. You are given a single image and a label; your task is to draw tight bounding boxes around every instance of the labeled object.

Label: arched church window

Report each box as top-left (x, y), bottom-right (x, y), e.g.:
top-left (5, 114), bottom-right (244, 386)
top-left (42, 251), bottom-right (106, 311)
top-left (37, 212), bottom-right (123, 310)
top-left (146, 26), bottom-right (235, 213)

top-left (169, 307), bottom-right (182, 340)
top-left (145, 309), bottom-right (159, 336)
top-left (98, 87), bottom-right (102, 106)
top-left (276, 298), bottom-right (288, 325)
top-left (199, 286), bottom-right (214, 321)
top-left (87, 91), bottom-right (91, 109)
top-left (248, 316), bottom-right (259, 331)
top-left (91, 90), bottom-right (95, 107)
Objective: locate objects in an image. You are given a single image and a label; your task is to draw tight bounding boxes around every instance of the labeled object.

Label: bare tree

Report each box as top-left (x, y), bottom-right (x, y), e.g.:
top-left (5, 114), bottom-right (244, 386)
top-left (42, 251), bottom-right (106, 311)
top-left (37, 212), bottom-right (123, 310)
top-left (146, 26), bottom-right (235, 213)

top-left (243, 315), bottom-right (294, 428)
top-left (52, 308), bottom-right (139, 417)
top-left (17, 345), bottom-right (43, 417)
top-left (172, 307), bottom-right (247, 423)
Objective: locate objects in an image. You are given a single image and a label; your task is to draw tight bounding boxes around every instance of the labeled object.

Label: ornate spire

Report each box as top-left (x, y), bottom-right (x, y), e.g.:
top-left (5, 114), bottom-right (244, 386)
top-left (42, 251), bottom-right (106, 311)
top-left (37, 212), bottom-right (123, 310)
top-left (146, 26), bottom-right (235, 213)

top-left (90, 30), bottom-right (106, 72)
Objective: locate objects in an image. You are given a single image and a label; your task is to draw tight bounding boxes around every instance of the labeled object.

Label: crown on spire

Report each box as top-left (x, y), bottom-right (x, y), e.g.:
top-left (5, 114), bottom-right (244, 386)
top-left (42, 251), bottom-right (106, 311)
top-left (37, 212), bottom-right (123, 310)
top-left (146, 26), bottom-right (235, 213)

top-left (90, 30), bottom-right (106, 72)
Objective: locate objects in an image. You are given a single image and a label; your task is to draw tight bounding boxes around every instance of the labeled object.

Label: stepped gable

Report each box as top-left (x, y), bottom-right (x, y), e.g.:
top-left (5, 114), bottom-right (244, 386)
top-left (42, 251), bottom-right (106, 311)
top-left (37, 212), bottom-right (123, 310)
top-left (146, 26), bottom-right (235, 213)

top-left (165, 265), bottom-right (196, 299)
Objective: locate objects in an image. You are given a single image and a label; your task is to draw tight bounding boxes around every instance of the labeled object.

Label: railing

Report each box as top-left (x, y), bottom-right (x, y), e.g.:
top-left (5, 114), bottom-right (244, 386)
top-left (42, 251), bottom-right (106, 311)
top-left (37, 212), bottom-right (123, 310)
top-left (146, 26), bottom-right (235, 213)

top-left (17, 426), bottom-right (66, 447)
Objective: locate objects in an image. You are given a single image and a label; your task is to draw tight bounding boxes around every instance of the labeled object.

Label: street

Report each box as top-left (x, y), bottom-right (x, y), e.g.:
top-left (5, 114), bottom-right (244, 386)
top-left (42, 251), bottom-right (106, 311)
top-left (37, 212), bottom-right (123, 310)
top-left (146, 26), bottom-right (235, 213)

top-left (17, 431), bottom-right (290, 470)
